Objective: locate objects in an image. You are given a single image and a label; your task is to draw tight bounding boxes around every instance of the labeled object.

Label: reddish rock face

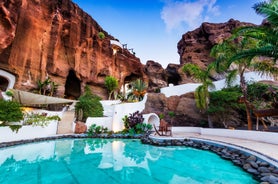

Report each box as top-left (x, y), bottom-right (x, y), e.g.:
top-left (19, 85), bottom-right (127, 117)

top-left (142, 93), bottom-right (207, 126)
top-left (0, 0), bottom-right (145, 99)
top-left (177, 19), bottom-right (255, 83)
top-left (143, 19), bottom-right (256, 88)
top-left (144, 60), bottom-right (167, 92)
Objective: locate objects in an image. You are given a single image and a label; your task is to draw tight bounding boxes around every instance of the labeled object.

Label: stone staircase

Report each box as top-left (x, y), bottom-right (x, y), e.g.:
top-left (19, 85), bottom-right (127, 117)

top-left (57, 110), bottom-right (75, 134)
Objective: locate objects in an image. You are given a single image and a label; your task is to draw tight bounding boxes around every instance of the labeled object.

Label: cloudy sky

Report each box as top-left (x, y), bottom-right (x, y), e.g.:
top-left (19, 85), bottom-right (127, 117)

top-left (73, 0), bottom-right (263, 68)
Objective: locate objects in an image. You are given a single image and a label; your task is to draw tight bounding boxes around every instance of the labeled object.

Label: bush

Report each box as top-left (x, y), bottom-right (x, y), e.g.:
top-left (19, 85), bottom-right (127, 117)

top-left (75, 86), bottom-right (103, 122)
top-left (5, 90), bottom-right (13, 97)
top-left (0, 100), bottom-right (23, 123)
top-left (208, 88), bottom-right (244, 128)
top-left (125, 111), bottom-right (144, 129)
top-left (98, 32), bottom-right (105, 39)
top-left (122, 111), bottom-right (152, 134)
top-left (104, 76), bottom-right (118, 100)
top-left (87, 124), bottom-right (108, 136)
top-left (23, 112), bottom-right (60, 127)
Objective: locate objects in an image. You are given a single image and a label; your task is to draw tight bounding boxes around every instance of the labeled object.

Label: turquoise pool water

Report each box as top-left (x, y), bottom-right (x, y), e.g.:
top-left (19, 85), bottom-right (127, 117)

top-left (0, 139), bottom-right (258, 184)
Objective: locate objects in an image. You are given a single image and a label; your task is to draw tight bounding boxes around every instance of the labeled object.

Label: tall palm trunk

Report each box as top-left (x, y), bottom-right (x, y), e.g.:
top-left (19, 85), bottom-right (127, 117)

top-left (240, 71), bottom-right (253, 130)
top-left (208, 114), bottom-right (214, 128)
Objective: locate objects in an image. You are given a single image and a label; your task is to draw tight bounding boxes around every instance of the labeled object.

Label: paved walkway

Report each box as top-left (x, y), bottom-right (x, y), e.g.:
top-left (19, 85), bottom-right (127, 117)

top-left (169, 132), bottom-right (278, 166)
top-left (57, 111), bottom-right (75, 134)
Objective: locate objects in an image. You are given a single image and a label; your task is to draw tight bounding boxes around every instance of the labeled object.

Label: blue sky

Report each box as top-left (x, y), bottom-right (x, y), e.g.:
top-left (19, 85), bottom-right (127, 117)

top-left (73, 0), bottom-right (264, 68)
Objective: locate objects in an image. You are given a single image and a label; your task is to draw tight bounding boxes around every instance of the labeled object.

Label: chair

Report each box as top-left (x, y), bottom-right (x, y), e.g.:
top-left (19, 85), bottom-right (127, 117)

top-left (153, 119), bottom-right (172, 136)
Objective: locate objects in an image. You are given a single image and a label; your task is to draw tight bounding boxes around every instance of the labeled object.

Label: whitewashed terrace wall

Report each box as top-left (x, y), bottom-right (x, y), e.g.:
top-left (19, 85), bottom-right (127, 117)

top-left (86, 95), bottom-right (160, 132)
top-left (161, 72), bottom-right (275, 97)
top-left (172, 127), bottom-right (278, 145)
top-left (0, 121), bottom-right (58, 143)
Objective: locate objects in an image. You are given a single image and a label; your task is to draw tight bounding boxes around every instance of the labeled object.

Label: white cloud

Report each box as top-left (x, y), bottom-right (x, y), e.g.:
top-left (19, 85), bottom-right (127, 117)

top-left (161, 0), bottom-right (220, 31)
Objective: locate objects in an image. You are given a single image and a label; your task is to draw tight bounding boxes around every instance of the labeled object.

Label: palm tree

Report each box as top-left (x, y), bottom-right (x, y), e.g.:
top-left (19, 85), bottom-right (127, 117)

top-left (211, 35), bottom-right (259, 130)
top-left (210, 0), bottom-right (278, 130)
top-left (182, 63), bottom-right (215, 127)
top-left (49, 81), bottom-right (58, 96)
top-left (231, 1), bottom-right (278, 63)
top-left (129, 79), bottom-right (147, 101)
top-left (104, 76), bottom-right (118, 100)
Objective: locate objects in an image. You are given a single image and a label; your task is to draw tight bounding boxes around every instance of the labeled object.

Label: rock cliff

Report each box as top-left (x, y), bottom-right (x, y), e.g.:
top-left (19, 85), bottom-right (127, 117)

top-left (143, 19), bottom-right (256, 126)
top-left (144, 19), bottom-right (256, 89)
top-left (177, 19), bottom-right (254, 77)
top-left (0, 0), bottom-right (146, 99)
top-left (0, 1), bottom-right (257, 126)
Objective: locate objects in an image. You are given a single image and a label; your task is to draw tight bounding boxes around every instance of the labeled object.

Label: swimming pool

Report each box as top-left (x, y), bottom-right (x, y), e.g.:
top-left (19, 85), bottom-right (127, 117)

top-left (0, 138), bottom-right (258, 184)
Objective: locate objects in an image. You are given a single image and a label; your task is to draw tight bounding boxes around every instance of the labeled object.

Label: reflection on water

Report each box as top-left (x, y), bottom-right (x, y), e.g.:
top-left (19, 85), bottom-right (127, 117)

top-left (0, 139), bottom-right (257, 184)
top-left (84, 139), bottom-right (160, 172)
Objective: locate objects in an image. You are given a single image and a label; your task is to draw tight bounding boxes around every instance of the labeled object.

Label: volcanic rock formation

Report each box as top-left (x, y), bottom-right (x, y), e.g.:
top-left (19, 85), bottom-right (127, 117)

top-left (177, 19), bottom-right (255, 83)
top-left (0, 0), bottom-right (146, 99)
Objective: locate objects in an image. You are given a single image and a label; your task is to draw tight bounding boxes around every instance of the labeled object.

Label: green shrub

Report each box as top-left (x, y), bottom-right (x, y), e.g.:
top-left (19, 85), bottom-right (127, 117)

top-left (0, 100), bottom-right (23, 123)
top-left (23, 112), bottom-right (60, 127)
top-left (8, 125), bottom-right (22, 133)
top-left (158, 113), bottom-right (165, 120)
top-left (87, 124), bottom-right (108, 136)
top-left (5, 90), bottom-right (13, 97)
top-left (104, 76), bottom-right (118, 100)
top-left (75, 86), bottom-right (103, 122)
top-left (122, 111), bottom-right (152, 134)
top-left (98, 32), bottom-right (105, 39)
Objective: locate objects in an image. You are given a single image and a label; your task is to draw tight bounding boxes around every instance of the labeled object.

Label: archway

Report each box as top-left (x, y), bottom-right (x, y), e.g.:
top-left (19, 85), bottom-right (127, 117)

top-left (122, 73), bottom-right (141, 97)
top-left (0, 76), bottom-right (9, 91)
top-left (64, 70), bottom-right (81, 99)
top-left (0, 69), bottom-right (16, 91)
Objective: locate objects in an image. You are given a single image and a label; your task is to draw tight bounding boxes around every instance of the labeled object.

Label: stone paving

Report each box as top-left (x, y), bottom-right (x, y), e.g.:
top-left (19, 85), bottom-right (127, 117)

top-left (171, 132), bottom-right (278, 162)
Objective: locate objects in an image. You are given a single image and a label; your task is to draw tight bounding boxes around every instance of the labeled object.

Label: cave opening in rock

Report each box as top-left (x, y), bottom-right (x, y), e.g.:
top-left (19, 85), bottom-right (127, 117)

top-left (167, 74), bottom-right (181, 86)
top-left (64, 70), bottom-right (81, 99)
top-left (166, 67), bottom-right (181, 86)
top-left (0, 76), bottom-right (9, 91)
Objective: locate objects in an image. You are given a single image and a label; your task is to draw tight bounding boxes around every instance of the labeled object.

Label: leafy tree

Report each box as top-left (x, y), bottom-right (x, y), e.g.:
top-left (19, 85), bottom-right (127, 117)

top-left (211, 1), bottom-right (278, 130)
top-left (0, 100), bottom-right (23, 123)
top-left (182, 63), bottom-right (215, 127)
top-left (104, 76), bottom-right (118, 100)
top-left (75, 86), bottom-right (103, 122)
top-left (210, 31), bottom-right (274, 130)
top-left (247, 82), bottom-right (278, 109)
top-left (231, 0), bottom-right (278, 62)
top-left (208, 90), bottom-right (244, 128)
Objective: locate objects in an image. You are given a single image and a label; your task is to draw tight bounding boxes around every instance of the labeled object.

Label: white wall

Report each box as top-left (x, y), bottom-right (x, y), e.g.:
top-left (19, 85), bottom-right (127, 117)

top-left (172, 127), bottom-right (278, 145)
top-left (85, 113), bottom-right (160, 132)
top-left (100, 100), bottom-right (121, 117)
top-left (0, 121), bottom-right (58, 143)
top-left (161, 72), bottom-right (275, 97)
top-left (86, 117), bottom-right (113, 130)
top-left (111, 94), bottom-right (148, 132)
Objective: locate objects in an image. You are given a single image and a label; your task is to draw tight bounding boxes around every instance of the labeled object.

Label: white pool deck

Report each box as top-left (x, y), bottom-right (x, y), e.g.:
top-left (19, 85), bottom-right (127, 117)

top-left (150, 131), bottom-right (278, 167)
